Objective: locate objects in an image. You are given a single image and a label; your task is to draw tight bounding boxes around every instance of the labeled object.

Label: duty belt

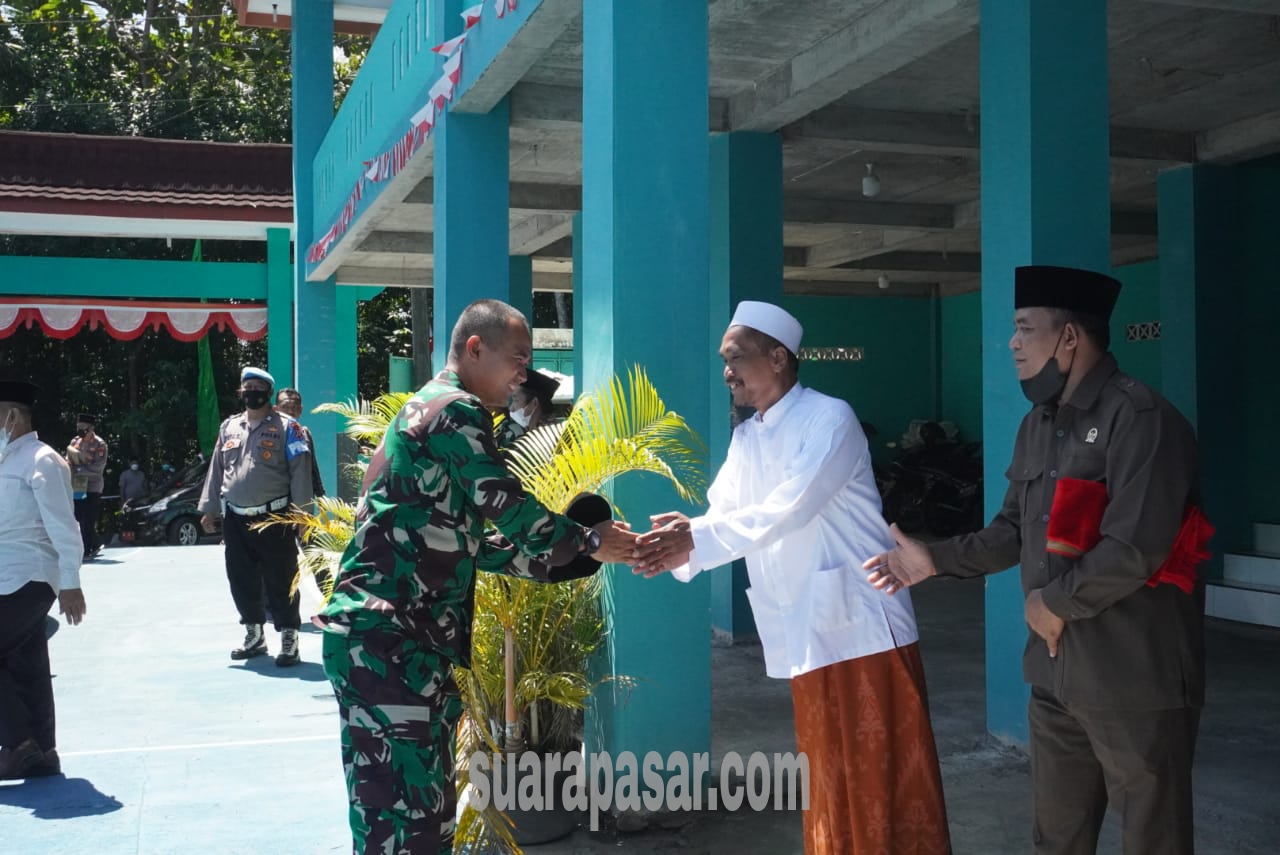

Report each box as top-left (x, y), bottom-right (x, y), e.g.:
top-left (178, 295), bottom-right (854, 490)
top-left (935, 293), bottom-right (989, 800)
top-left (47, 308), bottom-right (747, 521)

top-left (226, 496), bottom-right (290, 517)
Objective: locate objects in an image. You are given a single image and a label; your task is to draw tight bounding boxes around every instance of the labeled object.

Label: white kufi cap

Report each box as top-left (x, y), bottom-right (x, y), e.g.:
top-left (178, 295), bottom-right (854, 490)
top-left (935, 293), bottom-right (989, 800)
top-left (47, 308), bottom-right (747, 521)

top-left (241, 366), bottom-right (275, 386)
top-left (729, 301), bottom-right (803, 354)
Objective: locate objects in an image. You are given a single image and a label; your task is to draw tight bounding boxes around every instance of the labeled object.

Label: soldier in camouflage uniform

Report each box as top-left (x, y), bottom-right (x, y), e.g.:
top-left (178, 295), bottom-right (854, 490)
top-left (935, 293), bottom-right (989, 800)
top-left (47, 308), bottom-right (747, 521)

top-left (316, 300), bottom-right (636, 855)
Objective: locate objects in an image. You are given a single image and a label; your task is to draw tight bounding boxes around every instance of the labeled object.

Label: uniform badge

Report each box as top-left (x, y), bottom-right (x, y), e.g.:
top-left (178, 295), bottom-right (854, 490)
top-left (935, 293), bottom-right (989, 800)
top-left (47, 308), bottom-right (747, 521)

top-left (1085, 428), bottom-right (1098, 444)
top-left (223, 439), bottom-right (239, 450)
top-left (260, 439), bottom-right (276, 448)
top-left (262, 450), bottom-right (273, 460)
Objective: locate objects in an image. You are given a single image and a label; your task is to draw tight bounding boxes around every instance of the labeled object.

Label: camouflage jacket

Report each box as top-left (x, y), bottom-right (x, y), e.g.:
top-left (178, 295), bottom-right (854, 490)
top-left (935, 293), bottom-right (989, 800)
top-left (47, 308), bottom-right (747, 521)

top-left (316, 371), bottom-right (589, 666)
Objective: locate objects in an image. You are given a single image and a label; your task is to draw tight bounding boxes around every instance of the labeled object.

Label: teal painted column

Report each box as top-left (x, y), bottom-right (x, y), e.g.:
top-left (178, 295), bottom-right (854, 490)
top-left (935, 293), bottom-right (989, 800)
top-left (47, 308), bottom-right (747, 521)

top-left (572, 211), bottom-right (584, 394)
top-left (1158, 165), bottom-right (1245, 569)
top-left (291, 0), bottom-right (339, 495)
top-left (582, 0), bottom-right (712, 774)
top-left (979, 0), bottom-right (1111, 747)
top-left (431, 0), bottom-right (510, 371)
top-left (266, 227), bottom-right (294, 386)
top-left (508, 256), bottom-right (533, 322)
top-left (707, 132), bottom-right (783, 641)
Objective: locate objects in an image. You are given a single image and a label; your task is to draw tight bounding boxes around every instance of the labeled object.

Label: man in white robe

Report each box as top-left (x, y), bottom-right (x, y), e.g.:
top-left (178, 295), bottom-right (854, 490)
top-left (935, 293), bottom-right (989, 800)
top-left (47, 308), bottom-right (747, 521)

top-left (634, 302), bottom-right (951, 855)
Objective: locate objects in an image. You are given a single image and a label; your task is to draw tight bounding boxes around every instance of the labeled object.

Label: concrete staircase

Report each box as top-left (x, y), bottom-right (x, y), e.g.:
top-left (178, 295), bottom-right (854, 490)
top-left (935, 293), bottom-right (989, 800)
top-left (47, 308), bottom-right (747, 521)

top-left (1207, 523), bottom-right (1280, 628)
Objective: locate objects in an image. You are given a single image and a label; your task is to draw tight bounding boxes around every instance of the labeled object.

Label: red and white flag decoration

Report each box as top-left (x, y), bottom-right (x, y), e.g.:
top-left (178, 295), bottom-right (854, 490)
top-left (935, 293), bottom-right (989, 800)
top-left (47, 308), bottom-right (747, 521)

top-left (307, 0), bottom-right (518, 265)
top-left (0, 298), bottom-right (268, 343)
top-left (431, 33), bottom-right (466, 56)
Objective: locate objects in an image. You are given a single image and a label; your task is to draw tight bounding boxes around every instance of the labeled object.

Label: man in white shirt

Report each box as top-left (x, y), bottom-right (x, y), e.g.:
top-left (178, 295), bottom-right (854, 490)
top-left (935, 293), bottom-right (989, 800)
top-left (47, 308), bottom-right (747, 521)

top-left (634, 302), bottom-right (950, 854)
top-left (0, 379), bottom-right (87, 780)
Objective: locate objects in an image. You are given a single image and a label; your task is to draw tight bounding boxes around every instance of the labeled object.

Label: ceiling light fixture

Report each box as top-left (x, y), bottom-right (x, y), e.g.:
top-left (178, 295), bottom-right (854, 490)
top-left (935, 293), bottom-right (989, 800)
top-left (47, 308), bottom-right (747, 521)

top-left (862, 163), bottom-right (881, 198)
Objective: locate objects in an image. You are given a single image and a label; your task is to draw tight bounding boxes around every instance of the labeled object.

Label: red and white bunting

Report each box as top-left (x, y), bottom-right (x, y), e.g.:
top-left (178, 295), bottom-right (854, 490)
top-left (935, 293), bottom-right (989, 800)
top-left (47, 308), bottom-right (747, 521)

top-left (431, 33), bottom-right (466, 57)
top-left (0, 298), bottom-right (268, 343)
top-left (307, 0), bottom-right (518, 264)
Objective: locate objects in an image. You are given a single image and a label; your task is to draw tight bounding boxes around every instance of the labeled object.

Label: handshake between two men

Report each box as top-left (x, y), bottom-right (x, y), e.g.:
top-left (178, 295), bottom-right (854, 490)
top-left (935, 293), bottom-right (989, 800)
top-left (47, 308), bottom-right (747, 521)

top-left (582, 511), bottom-right (695, 577)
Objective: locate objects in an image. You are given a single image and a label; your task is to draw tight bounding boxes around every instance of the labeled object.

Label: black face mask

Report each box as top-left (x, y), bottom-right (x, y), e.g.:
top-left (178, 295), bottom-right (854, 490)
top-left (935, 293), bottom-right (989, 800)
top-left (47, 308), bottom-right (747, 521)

top-left (240, 390), bottom-right (271, 411)
top-left (76, 427), bottom-right (90, 437)
top-left (1019, 326), bottom-right (1074, 406)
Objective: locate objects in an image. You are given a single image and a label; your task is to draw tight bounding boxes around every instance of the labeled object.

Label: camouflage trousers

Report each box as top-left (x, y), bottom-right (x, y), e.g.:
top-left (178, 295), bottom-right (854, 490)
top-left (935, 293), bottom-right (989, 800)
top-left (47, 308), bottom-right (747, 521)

top-left (322, 628), bottom-right (463, 855)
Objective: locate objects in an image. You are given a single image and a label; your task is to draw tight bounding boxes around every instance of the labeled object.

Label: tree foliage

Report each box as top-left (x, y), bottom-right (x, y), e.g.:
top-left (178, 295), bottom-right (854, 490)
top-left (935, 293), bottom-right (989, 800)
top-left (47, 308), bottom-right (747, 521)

top-left (0, 1), bottom-right (372, 493)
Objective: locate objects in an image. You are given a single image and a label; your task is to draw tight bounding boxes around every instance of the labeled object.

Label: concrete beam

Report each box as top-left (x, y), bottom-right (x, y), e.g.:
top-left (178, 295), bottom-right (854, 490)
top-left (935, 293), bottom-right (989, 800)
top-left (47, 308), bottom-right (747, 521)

top-left (784, 196), bottom-right (954, 230)
top-left (335, 266), bottom-right (572, 291)
top-left (404, 178), bottom-right (581, 212)
top-left (783, 278), bottom-right (938, 298)
top-left (730, 0), bottom-right (979, 132)
top-left (836, 250), bottom-right (981, 273)
top-left (953, 199), bottom-right (1157, 236)
top-left (509, 81), bottom-right (731, 133)
top-left (1197, 108), bottom-right (1280, 163)
top-left (452, 0), bottom-right (582, 115)
top-left (784, 105), bottom-right (1196, 162)
top-left (1144, 0), bottom-right (1280, 12)
top-left (356, 231), bottom-right (434, 254)
top-left (801, 228), bottom-right (931, 267)
top-left (508, 213), bottom-right (574, 254)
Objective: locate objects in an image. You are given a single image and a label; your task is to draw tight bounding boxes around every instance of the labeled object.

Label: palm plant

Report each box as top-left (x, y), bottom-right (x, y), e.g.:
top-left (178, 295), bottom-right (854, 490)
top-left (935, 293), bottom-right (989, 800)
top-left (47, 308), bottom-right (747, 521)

top-left (266, 369), bottom-right (706, 854)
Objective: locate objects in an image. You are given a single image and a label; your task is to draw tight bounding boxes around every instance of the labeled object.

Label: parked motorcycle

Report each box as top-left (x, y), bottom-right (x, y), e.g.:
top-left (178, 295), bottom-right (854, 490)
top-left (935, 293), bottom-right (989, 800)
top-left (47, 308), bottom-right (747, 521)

top-left (880, 421), bottom-right (984, 538)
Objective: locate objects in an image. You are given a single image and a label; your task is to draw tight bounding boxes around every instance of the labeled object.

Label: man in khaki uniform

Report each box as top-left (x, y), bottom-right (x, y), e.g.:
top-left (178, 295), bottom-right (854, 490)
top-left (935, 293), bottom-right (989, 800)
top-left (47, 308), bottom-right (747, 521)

top-left (865, 265), bottom-right (1206, 855)
top-left (198, 367), bottom-right (314, 666)
top-left (65, 413), bottom-right (107, 559)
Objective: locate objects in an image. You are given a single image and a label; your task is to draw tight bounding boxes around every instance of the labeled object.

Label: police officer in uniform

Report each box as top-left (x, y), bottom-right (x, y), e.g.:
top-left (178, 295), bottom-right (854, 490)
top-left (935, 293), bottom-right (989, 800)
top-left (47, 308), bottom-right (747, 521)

top-left (198, 367), bottom-right (314, 666)
top-left (865, 265), bottom-right (1206, 855)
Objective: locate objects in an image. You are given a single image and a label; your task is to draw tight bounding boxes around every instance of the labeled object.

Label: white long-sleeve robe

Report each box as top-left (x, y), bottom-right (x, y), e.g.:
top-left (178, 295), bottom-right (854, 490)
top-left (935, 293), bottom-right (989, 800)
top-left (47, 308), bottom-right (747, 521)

top-left (672, 383), bottom-right (918, 679)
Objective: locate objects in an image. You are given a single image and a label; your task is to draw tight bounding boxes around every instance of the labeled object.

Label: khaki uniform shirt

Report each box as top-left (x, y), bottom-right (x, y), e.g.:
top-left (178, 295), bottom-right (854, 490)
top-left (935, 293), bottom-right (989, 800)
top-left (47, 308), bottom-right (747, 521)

top-left (198, 411), bottom-right (314, 516)
top-left (929, 353), bottom-right (1204, 710)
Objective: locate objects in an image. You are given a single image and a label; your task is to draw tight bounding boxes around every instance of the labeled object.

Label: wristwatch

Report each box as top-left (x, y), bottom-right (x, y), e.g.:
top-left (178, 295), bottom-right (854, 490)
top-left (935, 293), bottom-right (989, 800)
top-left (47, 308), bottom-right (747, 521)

top-left (582, 526), bottom-right (603, 556)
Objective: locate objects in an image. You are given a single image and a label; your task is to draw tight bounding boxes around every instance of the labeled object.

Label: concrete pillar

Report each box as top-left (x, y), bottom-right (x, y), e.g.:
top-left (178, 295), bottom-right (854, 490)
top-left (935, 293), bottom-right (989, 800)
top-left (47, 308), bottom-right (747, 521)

top-left (508, 256), bottom-right (534, 323)
top-left (291, 0), bottom-right (338, 494)
top-left (266, 227), bottom-right (294, 387)
top-left (1158, 165), bottom-right (1246, 567)
top-left (979, 0), bottom-right (1111, 746)
top-left (430, 0), bottom-right (510, 372)
top-left (707, 131), bottom-right (784, 641)
top-left (572, 211), bottom-right (584, 394)
top-left (581, 0), bottom-right (712, 770)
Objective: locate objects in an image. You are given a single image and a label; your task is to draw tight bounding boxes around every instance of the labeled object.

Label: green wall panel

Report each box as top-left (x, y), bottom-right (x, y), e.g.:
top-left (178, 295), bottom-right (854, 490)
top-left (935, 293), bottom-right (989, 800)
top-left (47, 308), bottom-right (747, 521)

top-left (1110, 260), bottom-right (1163, 391)
top-left (782, 295), bottom-right (935, 461)
top-left (940, 292), bottom-right (984, 443)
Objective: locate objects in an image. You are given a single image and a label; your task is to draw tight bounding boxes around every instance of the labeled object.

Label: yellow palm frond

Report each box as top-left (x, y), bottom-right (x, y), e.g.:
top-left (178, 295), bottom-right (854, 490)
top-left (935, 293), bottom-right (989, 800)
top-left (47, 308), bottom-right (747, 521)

top-left (313, 391), bottom-right (414, 446)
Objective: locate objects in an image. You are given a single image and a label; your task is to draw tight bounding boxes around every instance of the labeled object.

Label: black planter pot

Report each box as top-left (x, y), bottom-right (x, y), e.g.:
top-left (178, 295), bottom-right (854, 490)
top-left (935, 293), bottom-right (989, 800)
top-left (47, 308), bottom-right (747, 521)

top-left (482, 758), bottom-right (578, 846)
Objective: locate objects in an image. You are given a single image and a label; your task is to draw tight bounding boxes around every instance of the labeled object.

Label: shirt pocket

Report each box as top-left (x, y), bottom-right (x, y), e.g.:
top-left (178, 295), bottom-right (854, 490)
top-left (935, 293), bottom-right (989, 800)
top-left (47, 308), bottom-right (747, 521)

top-left (806, 566), bottom-right (861, 631)
top-left (1005, 460), bottom-right (1044, 526)
top-left (1061, 449), bottom-right (1107, 484)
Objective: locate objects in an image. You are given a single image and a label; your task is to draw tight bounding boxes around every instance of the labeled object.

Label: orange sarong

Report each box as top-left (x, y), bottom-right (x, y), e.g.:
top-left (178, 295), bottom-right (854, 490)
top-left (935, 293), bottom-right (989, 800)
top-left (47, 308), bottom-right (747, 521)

top-left (790, 643), bottom-right (952, 855)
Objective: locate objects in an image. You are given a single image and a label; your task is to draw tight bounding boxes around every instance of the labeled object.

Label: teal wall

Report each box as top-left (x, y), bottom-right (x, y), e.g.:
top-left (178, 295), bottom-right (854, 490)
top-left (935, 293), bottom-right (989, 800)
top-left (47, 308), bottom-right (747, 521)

top-left (1241, 160), bottom-right (1280, 528)
top-left (1109, 260), bottom-right (1163, 391)
top-left (781, 295), bottom-right (936, 460)
top-left (940, 292), bottom-right (983, 443)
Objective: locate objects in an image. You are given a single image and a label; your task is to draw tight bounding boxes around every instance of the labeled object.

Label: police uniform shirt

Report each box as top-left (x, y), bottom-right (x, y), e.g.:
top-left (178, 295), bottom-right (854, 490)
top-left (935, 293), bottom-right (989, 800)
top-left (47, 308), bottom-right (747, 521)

top-left (198, 411), bottom-right (314, 515)
top-left (927, 353), bottom-right (1203, 710)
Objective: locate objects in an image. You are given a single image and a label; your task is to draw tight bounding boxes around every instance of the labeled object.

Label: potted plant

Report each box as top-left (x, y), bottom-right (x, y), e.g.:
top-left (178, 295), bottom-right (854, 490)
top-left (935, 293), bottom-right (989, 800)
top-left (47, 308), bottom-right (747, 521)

top-left (269, 368), bottom-right (706, 853)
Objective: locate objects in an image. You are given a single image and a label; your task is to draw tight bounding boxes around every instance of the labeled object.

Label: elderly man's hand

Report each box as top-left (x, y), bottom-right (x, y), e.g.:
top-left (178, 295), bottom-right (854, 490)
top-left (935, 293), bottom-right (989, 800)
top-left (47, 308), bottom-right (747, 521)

top-left (58, 588), bottom-right (86, 625)
top-left (632, 512), bottom-right (693, 578)
top-left (861, 523), bottom-right (938, 594)
top-left (200, 513), bottom-right (218, 534)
